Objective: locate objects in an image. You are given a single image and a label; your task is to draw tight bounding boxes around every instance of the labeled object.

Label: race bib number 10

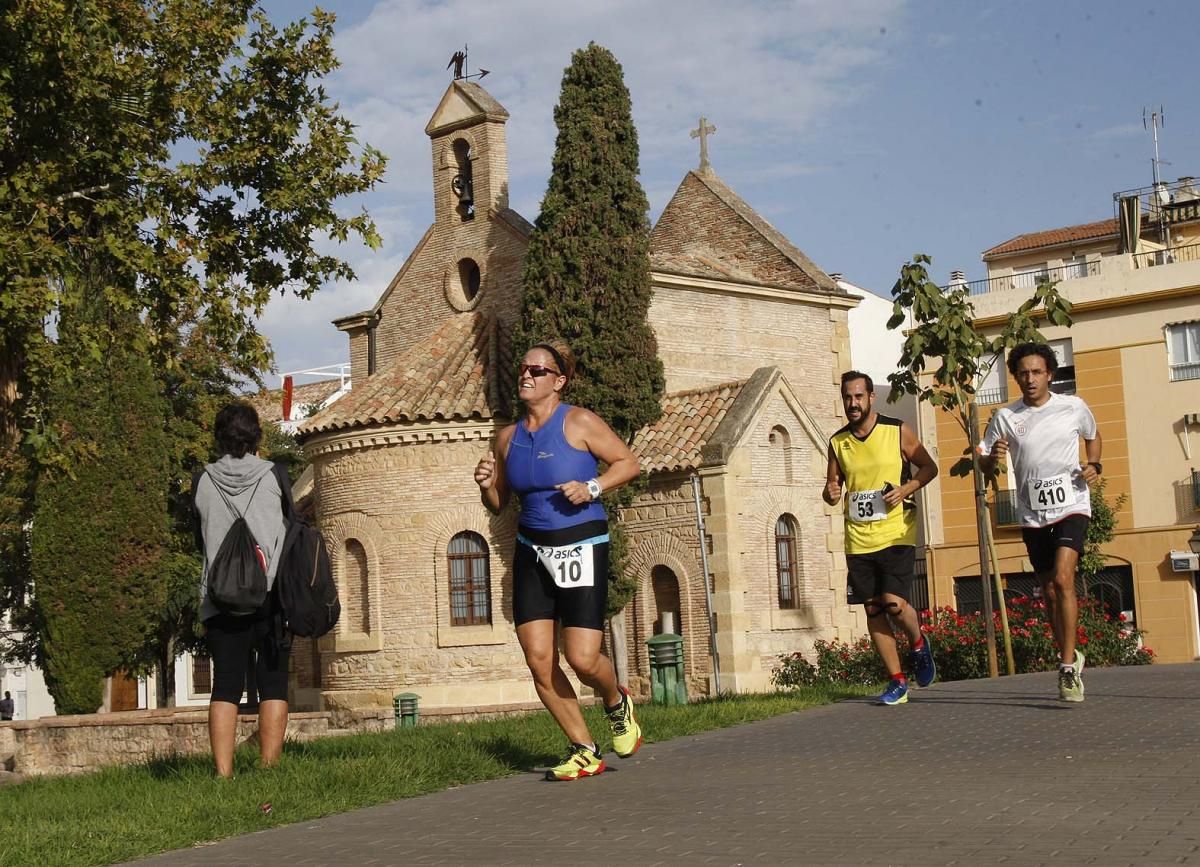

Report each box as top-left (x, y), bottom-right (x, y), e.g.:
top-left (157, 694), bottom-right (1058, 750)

top-left (1027, 472), bottom-right (1073, 511)
top-left (848, 489), bottom-right (887, 523)
top-left (534, 542), bottom-right (595, 589)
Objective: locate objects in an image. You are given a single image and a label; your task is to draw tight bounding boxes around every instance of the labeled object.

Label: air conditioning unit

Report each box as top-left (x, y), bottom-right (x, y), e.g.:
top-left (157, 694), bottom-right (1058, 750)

top-left (1169, 551), bottom-right (1199, 572)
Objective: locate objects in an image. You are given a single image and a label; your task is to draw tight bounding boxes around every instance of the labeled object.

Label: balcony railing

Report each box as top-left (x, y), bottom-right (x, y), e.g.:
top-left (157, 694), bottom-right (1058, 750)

top-left (1133, 240), bottom-right (1200, 269)
top-left (1169, 361), bottom-right (1200, 383)
top-left (993, 489), bottom-right (1019, 526)
top-left (960, 259), bottom-right (1100, 297)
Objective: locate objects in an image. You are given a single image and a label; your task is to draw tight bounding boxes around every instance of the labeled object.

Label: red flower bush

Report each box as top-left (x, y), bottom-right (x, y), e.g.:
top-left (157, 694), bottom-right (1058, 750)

top-left (772, 596), bottom-right (1153, 688)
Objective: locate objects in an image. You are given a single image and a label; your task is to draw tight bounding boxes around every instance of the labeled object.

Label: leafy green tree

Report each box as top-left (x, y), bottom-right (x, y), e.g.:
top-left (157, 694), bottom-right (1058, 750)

top-left (0, 1), bottom-right (384, 687)
top-left (887, 255), bottom-right (1073, 676)
top-left (31, 307), bottom-right (171, 714)
top-left (514, 43), bottom-right (664, 617)
top-left (1, 1), bottom-right (383, 452)
top-left (1077, 480), bottom-right (1127, 592)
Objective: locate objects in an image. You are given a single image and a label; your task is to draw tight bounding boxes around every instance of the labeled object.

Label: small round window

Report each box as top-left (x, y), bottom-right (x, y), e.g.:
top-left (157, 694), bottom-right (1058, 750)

top-left (445, 256), bottom-right (483, 311)
top-left (460, 259), bottom-right (481, 301)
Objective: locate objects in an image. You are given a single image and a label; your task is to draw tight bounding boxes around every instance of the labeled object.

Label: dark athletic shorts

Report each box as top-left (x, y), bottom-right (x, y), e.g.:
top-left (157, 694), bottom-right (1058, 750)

top-left (513, 519), bottom-right (609, 631)
top-left (1021, 513), bottom-right (1089, 574)
top-left (204, 605), bottom-right (290, 704)
top-left (846, 545), bottom-right (915, 606)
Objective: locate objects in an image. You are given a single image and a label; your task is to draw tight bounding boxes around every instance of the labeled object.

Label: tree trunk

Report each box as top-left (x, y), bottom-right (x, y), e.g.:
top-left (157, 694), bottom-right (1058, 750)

top-left (156, 638), bottom-right (176, 709)
top-left (0, 340), bottom-right (22, 450)
top-left (968, 402), bottom-right (1000, 678)
top-left (608, 610), bottom-right (629, 686)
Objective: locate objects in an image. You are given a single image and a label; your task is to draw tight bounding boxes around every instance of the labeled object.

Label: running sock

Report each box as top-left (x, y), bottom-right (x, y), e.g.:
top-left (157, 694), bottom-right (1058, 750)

top-left (603, 696), bottom-right (624, 714)
top-left (890, 673), bottom-right (907, 683)
top-left (1059, 663), bottom-right (1076, 672)
top-left (585, 742), bottom-right (598, 755)
top-left (911, 637), bottom-right (926, 652)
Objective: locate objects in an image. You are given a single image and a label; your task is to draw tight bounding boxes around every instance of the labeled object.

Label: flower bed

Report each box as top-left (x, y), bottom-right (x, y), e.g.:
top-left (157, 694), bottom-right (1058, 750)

top-left (772, 596), bottom-right (1153, 688)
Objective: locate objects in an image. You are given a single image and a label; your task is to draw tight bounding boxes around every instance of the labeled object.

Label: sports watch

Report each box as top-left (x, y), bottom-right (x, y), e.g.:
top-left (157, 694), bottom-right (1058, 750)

top-left (1087, 461), bottom-right (1103, 475)
top-left (586, 478), bottom-right (603, 500)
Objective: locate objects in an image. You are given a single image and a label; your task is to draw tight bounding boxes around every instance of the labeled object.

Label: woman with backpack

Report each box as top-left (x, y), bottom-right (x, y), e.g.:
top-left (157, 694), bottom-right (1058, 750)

top-left (192, 402), bottom-right (291, 778)
top-left (473, 340), bottom-right (644, 781)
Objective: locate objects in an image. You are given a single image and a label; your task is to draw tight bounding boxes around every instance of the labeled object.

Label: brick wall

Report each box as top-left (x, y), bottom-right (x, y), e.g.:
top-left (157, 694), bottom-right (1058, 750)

top-left (652, 173), bottom-right (821, 292)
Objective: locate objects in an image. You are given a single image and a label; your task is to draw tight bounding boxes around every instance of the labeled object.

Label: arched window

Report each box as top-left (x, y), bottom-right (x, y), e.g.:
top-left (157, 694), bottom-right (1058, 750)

top-left (775, 515), bottom-right (799, 609)
top-left (451, 139), bottom-right (474, 221)
top-left (768, 426), bottom-right (794, 484)
top-left (448, 531), bottom-right (491, 626)
top-left (651, 565), bottom-right (682, 636)
top-left (345, 539), bottom-right (370, 633)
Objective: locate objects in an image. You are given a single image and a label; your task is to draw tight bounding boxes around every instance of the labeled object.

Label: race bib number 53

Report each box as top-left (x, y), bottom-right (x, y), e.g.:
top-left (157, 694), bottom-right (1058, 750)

top-left (848, 489), bottom-right (887, 523)
top-left (1027, 472), bottom-right (1073, 511)
top-left (534, 542), bottom-right (595, 588)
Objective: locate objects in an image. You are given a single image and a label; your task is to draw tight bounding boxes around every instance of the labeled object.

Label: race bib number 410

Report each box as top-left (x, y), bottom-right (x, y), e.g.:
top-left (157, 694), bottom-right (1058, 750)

top-left (534, 542), bottom-right (596, 589)
top-left (1027, 472), bottom-right (1073, 511)
top-left (848, 489), bottom-right (887, 523)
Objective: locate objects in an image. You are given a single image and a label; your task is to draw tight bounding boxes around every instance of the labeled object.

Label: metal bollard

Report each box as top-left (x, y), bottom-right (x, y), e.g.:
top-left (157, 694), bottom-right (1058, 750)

top-left (646, 633), bottom-right (687, 705)
top-left (393, 692), bottom-right (420, 728)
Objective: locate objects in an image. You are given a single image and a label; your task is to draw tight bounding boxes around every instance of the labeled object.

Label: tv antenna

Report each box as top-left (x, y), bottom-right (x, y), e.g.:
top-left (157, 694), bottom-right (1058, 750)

top-left (1143, 106), bottom-right (1168, 189)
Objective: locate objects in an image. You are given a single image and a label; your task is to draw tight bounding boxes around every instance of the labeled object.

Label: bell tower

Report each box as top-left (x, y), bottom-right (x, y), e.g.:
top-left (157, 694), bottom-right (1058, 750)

top-left (425, 81), bottom-right (510, 226)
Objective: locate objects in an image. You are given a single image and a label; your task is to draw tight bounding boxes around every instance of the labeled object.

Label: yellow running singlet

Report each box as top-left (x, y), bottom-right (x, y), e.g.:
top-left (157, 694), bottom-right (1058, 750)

top-left (830, 415), bottom-right (917, 554)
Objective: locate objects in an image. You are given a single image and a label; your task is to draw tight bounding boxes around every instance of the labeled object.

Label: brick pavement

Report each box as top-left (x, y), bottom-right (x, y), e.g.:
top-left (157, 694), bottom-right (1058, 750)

top-left (133, 663), bottom-right (1200, 866)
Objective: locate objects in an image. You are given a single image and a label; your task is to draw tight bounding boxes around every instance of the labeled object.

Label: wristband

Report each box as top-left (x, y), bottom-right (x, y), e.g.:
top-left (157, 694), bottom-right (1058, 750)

top-left (586, 478), bottom-right (603, 500)
top-left (1087, 461), bottom-right (1102, 475)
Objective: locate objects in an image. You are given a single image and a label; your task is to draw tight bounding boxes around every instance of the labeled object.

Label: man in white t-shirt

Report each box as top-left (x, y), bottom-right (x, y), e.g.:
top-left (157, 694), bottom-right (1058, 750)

top-left (980, 342), bottom-right (1102, 702)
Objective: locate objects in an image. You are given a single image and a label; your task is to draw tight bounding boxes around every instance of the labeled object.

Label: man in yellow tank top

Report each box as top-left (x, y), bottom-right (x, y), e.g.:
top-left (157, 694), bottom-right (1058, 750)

top-left (825, 371), bottom-right (939, 705)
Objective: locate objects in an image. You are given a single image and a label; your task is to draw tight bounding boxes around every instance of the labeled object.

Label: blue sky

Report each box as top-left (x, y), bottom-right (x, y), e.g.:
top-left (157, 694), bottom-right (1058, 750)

top-left (256, 0), bottom-right (1200, 380)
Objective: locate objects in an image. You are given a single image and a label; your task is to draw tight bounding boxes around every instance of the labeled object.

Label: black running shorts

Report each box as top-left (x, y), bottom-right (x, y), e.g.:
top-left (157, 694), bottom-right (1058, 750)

top-left (1021, 513), bottom-right (1089, 574)
top-left (846, 545), bottom-right (915, 606)
top-left (513, 520), bottom-right (609, 631)
top-left (204, 607), bottom-right (290, 704)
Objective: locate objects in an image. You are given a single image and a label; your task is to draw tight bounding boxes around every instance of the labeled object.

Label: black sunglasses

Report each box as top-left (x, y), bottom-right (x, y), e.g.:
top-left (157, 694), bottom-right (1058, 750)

top-left (518, 363), bottom-right (561, 378)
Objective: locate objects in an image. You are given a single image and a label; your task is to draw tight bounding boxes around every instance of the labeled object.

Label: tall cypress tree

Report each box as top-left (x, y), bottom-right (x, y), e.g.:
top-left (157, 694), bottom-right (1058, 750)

top-left (31, 306), bottom-right (170, 714)
top-left (515, 43), bottom-right (665, 614)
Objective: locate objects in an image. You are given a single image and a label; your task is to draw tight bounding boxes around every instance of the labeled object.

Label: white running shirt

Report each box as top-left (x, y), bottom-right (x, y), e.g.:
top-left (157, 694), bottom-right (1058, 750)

top-left (978, 392), bottom-right (1098, 528)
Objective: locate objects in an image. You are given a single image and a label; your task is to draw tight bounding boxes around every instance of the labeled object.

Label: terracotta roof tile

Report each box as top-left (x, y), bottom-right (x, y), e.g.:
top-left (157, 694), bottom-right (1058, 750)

top-left (982, 218), bottom-right (1118, 259)
top-left (299, 313), bottom-right (511, 436)
top-left (650, 170), bottom-right (840, 294)
top-left (631, 379), bottom-right (746, 473)
top-left (246, 379), bottom-right (344, 425)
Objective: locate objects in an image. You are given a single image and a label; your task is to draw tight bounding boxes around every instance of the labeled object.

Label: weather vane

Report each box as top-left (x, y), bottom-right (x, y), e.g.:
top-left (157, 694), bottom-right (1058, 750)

top-left (691, 116), bottom-right (716, 172)
top-left (447, 45), bottom-right (490, 82)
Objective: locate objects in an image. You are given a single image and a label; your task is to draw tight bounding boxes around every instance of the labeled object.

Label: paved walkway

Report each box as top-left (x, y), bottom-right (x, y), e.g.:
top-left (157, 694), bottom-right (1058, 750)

top-left (136, 664), bottom-right (1200, 866)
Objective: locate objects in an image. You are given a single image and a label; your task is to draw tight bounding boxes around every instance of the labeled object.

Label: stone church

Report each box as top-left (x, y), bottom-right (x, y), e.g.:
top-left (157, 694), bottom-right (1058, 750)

top-left (293, 80), bottom-right (867, 714)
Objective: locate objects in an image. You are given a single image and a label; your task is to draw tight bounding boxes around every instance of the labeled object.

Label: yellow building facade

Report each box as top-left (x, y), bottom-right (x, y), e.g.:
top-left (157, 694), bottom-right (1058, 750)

top-left (922, 180), bottom-right (1200, 662)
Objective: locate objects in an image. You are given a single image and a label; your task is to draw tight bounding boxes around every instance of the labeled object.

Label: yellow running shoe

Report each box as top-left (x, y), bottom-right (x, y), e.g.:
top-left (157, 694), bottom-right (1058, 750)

top-left (606, 686), bottom-right (643, 758)
top-left (545, 743), bottom-right (605, 782)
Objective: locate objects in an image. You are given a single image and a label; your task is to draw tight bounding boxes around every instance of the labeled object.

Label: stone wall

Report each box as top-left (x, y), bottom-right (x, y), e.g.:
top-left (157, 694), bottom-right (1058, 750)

top-left (620, 473), bottom-right (713, 697)
top-left (0, 710), bottom-right (354, 777)
top-left (0, 698), bottom-right (586, 778)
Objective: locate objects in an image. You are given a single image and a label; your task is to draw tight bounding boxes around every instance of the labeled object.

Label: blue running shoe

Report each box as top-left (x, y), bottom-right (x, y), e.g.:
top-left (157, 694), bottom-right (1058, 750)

top-left (910, 634), bottom-right (937, 688)
top-left (878, 678), bottom-right (909, 706)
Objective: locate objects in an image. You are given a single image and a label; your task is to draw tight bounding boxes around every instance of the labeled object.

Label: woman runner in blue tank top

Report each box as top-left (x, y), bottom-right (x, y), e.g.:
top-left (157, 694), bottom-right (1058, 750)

top-left (474, 340), bottom-right (644, 781)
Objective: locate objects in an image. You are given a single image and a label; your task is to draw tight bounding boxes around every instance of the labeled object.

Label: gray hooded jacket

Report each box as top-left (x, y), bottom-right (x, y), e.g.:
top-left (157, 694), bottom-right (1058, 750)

top-left (194, 454), bottom-right (288, 621)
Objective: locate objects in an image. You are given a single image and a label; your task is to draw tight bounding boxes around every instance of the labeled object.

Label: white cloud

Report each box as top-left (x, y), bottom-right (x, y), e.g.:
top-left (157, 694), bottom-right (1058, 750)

top-left (257, 0), bottom-right (908, 372)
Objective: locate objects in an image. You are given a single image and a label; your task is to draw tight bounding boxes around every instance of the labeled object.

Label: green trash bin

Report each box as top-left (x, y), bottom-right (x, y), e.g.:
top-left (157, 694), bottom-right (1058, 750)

top-left (646, 633), bottom-right (687, 705)
top-left (394, 692), bottom-right (420, 728)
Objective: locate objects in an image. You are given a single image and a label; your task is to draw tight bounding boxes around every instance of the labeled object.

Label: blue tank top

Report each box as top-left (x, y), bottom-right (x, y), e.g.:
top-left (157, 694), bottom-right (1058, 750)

top-left (506, 403), bottom-right (608, 531)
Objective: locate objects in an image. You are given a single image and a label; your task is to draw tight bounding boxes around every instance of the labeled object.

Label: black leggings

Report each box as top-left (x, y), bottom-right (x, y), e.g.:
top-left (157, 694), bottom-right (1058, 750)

top-left (205, 611), bottom-right (290, 704)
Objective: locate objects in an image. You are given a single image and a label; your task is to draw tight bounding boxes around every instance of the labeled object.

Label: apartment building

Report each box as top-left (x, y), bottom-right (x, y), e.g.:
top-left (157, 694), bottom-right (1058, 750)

top-left (922, 176), bottom-right (1200, 662)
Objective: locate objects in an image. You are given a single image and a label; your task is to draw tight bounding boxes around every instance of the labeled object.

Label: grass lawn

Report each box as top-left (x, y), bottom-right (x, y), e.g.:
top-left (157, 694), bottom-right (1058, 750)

top-left (0, 686), bottom-right (869, 866)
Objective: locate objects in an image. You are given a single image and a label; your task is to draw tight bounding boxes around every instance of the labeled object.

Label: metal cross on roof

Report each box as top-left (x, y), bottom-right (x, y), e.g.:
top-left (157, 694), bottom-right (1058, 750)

top-left (690, 116), bottom-right (716, 172)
